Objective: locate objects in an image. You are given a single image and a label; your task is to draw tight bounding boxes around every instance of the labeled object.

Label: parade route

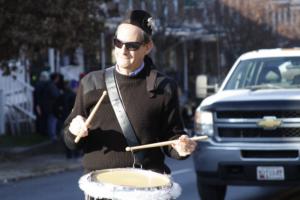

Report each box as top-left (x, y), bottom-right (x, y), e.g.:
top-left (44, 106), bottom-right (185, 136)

top-left (0, 141), bottom-right (82, 184)
top-left (1, 144), bottom-right (300, 200)
top-left (0, 154), bottom-right (82, 183)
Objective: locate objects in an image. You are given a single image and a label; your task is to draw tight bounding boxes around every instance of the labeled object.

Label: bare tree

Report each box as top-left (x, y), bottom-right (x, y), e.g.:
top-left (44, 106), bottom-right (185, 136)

top-left (202, 0), bottom-right (278, 65)
top-left (221, 0), bottom-right (277, 56)
top-left (0, 0), bottom-right (104, 62)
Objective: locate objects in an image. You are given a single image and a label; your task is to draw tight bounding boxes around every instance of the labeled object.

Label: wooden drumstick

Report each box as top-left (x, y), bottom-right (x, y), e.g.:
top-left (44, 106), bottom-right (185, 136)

top-left (125, 135), bottom-right (208, 152)
top-left (74, 91), bottom-right (107, 143)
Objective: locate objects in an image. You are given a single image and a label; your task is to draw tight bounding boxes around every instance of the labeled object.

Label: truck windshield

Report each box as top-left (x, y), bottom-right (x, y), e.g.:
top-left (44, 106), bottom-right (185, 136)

top-left (224, 57), bottom-right (300, 90)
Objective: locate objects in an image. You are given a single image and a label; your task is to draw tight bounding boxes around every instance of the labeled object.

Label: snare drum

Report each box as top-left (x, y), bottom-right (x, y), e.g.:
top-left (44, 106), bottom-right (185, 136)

top-left (79, 168), bottom-right (181, 200)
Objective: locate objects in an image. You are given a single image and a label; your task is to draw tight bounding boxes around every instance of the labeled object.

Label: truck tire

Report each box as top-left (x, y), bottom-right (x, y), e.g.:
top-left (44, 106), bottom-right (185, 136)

top-left (197, 181), bottom-right (227, 200)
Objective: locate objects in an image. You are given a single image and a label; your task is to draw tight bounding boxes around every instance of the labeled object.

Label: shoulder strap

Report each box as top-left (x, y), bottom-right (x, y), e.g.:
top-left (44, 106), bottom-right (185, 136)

top-left (146, 69), bottom-right (158, 98)
top-left (105, 67), bottom-right (144, 165)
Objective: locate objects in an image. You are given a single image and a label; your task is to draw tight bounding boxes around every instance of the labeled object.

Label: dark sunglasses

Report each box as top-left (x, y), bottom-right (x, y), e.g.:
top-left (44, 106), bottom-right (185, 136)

top-left (113, 38), bottom-right (144, 51)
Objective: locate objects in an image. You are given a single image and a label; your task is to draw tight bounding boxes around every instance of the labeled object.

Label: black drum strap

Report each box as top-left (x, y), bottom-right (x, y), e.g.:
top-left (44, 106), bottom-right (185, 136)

top-left (105, 66), bottom-right (144, 165)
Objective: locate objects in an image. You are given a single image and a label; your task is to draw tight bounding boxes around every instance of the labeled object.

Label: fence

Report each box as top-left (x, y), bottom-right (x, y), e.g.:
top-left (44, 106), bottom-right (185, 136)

top-left (0, 75), bottom-right (36, 135)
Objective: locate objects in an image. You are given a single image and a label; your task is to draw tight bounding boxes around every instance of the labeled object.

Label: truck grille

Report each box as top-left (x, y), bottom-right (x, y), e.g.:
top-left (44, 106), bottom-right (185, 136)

top-left (217, 110), bottom-right (300, 118)
top-left (215, 110), bottom-right (300, 139)
top-left (218, 128), bottom-right (300, 138)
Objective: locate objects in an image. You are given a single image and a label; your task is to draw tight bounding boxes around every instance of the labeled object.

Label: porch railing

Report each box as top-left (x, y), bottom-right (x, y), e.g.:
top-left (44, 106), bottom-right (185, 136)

top-left (0, 75), bottom-right (36, 135)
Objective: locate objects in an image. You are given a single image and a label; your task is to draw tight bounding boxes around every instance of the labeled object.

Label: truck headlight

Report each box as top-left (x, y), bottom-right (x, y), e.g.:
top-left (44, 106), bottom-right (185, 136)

top-left (194, 111), bottom-right (214, 136)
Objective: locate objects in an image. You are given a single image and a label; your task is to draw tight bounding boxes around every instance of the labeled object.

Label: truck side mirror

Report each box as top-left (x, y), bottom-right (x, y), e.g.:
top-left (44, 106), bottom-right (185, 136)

top-left (196, 75), bottom-right (219, 98)
top-left (196, 75), bottom-right (208, 98)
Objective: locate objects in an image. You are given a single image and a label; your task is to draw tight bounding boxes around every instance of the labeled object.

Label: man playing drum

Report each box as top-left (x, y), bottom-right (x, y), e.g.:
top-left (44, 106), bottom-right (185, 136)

top-left (64, 9), bottom-right (196, 186)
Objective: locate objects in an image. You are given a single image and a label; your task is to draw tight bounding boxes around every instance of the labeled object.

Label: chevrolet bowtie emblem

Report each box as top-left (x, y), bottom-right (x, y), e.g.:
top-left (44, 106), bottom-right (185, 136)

top-left (257, 116), bottom-right (282, 129)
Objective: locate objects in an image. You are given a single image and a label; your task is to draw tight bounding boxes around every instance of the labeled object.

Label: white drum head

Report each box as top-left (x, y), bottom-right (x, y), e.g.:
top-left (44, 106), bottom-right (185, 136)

top-left (78, 168), bottom-right (181, 200)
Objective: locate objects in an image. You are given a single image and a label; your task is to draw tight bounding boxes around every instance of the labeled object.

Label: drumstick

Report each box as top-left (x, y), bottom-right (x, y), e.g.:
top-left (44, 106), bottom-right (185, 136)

top-left (74, 91), bottom-right (107, 143)
top-left (125, 135), bottom-right (208, 152)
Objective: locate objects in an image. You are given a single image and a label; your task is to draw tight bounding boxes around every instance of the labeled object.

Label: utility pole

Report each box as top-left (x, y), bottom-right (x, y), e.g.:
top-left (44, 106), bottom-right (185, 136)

top-left (183, 38), bottom-right (188, 94)
top-left (56, 50), bottom-right (60, 73)
top-left (0, 90), bottom-right (4, 135)
top-left (101, 32), bottom-right (106, 70)
top-left (49, 48), bottom-right (55, 73)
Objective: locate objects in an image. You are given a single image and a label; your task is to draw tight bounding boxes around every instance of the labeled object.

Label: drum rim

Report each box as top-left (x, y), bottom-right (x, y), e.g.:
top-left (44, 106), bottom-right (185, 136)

top-left (89, 168), bottom-right (173, 190)
top-left (79, 168), bottom-right (182, 199)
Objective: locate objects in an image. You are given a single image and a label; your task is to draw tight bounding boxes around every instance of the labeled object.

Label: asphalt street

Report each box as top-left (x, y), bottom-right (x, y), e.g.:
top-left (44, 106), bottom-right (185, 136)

top-left (1, 156), bottom-right (300, 200)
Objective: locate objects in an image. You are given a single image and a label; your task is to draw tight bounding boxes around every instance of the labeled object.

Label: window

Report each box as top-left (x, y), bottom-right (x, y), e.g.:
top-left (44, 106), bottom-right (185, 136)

top-left (224, 57), bottom-right (300, 90)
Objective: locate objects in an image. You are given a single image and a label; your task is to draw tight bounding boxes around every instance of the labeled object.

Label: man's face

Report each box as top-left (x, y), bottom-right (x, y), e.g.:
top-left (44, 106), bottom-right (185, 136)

top-left (114, 23), bottom-right (152, 71)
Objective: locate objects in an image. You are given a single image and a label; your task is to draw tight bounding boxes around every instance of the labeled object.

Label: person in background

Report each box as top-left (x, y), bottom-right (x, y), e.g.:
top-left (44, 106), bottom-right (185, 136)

top-left (55, 80), bottom-right (81, 158)
top-left (34, 71), bottom-right (50, 136)
top-left (43, 73), bottom-right (61, 141)
top-left (63, 10), bottom-right (197, 181)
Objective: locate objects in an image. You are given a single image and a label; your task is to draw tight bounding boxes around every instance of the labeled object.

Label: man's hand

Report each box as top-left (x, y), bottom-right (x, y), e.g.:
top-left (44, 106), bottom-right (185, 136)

top-left (171, 135), bottom-right (197, 157)
top-left (69, 115), bottom-right (88, 138)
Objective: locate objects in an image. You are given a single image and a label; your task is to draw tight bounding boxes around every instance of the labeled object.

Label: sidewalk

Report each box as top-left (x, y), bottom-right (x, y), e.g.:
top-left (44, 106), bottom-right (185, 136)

top-left (0, 141), bottom-right (82, 183)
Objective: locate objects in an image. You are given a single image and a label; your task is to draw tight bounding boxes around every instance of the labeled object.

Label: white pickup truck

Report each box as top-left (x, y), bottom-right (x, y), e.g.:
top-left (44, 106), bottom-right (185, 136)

top-left (193, 48), bottom-right (300, 200)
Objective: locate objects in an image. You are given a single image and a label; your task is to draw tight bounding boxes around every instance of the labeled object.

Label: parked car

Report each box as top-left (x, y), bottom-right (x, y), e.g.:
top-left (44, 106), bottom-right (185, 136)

top-left (193, 48), bottom-right (300, 200)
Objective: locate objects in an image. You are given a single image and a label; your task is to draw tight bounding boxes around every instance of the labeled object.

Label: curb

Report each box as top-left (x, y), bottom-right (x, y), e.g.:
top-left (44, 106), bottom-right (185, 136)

top-left (0, 155), bottom-right (82, 184)
top-left (0, 141), bottom-right (83, 184)
top-left (0, 161), bottom-right (82, 184)
top-left (0, 140), bottom-right (64, 158)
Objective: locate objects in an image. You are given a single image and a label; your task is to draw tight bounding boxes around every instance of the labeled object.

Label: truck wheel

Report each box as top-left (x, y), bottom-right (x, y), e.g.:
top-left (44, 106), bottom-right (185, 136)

top-left (197, 181), bottom-right (227, 200)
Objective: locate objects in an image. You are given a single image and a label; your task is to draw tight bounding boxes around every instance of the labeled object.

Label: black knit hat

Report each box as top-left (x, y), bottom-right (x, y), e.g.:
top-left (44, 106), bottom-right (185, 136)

top-left (123, 10), bottom-right (153, 35)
